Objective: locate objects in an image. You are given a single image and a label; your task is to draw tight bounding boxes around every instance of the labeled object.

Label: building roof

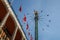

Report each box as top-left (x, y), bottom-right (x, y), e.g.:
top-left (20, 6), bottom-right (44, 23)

top-left (0, 0), bottom-right (26, 40)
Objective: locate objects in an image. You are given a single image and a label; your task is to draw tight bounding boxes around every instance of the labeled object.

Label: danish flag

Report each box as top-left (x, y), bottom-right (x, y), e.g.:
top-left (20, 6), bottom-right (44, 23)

top-left (19, 6), bottom-right (22, 12)
top-left (26, 24), bottom-right (29, 30)
top-left (23, 15), bottom-right (26, 22)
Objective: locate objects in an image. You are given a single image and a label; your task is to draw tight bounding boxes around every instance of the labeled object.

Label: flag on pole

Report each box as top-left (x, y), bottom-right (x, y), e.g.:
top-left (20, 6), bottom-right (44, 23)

top-left (26, 24), bottom-right (29, 30)
top-left (19, 6), bottom-right (22, 12)
top-left (23, 15), bottom-right (26, 22)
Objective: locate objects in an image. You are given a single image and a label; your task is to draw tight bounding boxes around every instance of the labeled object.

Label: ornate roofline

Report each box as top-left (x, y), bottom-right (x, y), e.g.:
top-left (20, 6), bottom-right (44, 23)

top-left (1, 0), bottom-right (27, 40)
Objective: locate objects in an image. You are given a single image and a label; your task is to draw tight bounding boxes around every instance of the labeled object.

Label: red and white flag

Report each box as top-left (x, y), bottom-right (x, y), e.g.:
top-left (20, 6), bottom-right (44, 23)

top-left (19, 6), bottom-right (22, 12)
top-left (26, 23), bottom-right (29, 30)
top-left (23, 14), bottom-right (26, 22)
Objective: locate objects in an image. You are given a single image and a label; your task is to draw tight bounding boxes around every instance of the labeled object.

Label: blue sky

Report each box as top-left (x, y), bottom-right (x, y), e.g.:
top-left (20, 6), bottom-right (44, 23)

top-left (8, 0), bottom-right (60, 40)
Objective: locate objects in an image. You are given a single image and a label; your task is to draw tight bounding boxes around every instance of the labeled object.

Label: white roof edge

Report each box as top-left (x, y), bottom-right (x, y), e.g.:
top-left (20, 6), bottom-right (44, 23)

top-left (1, 0), bottom-right (27, 40)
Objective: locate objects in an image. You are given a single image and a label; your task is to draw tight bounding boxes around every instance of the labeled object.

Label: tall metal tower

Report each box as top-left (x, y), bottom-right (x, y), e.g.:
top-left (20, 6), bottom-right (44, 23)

top-left (34, 11), bottom-right (38, 40)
